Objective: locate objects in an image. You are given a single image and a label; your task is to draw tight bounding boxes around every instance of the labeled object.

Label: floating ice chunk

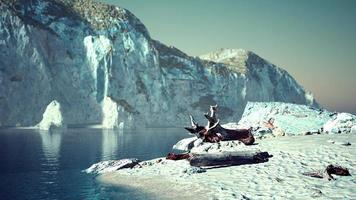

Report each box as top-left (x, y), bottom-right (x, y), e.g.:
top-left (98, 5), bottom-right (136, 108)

top-left (36, 100), bottom-right (65, 130)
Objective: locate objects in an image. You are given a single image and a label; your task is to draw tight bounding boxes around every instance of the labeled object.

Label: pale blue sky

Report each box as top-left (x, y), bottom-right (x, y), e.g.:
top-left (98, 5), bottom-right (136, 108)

top-left (98, 0), bottom-right (356, 114)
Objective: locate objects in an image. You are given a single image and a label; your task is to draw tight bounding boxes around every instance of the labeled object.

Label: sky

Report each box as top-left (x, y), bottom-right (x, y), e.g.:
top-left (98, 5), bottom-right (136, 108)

top-left (98, 0), bottom-right (356, 114)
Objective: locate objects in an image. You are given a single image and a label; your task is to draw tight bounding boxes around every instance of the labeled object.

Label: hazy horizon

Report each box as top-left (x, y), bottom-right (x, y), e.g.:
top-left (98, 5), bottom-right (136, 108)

top-left (99, 0), bottom-right (356, 114)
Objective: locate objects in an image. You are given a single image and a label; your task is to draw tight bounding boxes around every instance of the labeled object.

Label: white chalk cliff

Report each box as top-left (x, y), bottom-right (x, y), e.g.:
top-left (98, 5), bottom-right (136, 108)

top-left (0, 0), bottom-right (318, 128)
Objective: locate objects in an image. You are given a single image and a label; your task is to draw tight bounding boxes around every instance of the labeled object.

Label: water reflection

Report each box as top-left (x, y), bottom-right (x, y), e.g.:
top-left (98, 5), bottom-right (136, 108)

top-left (38, 129), bottom-right (62, 199)
top-left (0, 128), bottom-right (187, 200)
top-left (101, 129), bottom-right (120, 160)
top-left (102, 128), bottom-right (188, 160)
top-left (38, 129), bottom-right (62, 164)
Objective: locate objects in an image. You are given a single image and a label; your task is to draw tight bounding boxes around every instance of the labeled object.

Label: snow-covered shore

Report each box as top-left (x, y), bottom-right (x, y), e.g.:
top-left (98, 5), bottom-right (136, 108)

top-left (95, 133), bottom-right (355, 199)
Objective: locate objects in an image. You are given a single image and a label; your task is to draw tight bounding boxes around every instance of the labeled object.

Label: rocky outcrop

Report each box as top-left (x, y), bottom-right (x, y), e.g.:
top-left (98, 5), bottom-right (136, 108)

top-left (173, 137), bottom-right (201, 152)
top-left (0, 0), bottom-right (318, 128)
top-left (36, 100), bottom-right (65, 130)
top-left (238, 102), bottom-right (356, 138)
top-left (84, 158), bottom-right (140, 174)
top-left (323, 113), bottom-right (356, 134)
top-left (351, 126), bottom-right (356, 134)
top-left (174, 139), bottom-right (258, 154)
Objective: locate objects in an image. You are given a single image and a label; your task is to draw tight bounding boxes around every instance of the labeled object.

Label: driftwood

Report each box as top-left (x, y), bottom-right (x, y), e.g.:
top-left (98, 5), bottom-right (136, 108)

top-left (184, 105), bottom-right (255, 145)
top-left (167, 151), bottom-right (272, 167)
top-left (303, 165), bottom-right (351, 180)
top-left (166, 152), bottom-right (192, 160)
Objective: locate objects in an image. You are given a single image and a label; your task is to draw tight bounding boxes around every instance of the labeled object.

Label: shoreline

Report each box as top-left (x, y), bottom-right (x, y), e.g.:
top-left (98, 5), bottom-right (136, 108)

top-left (98, 173), bottom-right (214, 200)
top-left (97, 134), bottom-right (355, 199)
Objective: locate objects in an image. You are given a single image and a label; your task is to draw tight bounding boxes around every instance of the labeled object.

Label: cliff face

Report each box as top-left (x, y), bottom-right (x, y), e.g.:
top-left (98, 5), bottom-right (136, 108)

top-left (0, 0), bottom-right (318, 128)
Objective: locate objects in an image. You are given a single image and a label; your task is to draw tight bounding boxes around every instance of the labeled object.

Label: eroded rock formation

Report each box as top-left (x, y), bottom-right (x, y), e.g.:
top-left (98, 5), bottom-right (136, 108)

top-left (0, 0), bottom-right (318, 128)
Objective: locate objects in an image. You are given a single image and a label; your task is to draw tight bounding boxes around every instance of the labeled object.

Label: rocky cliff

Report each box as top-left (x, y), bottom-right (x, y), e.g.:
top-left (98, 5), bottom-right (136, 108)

top-left (0, 0), bottom-right (318, 128)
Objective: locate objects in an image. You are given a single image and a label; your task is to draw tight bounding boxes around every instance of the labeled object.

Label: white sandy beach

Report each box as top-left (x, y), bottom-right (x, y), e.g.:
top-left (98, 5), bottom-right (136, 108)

top-left (98, 133), bottom-right (355, 200)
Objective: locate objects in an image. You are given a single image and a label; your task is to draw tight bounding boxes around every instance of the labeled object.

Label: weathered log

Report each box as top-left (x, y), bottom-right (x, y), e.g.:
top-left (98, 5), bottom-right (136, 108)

top-left (189, 151), bottom-right (271, 167)
top-left (166, 151), bottom-right (272, 167)
top-left (303, 165), bottom-right (351, 180)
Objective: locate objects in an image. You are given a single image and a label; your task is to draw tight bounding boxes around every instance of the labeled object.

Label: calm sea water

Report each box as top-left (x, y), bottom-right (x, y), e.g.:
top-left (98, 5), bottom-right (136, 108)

top-left (0, 128), bottom-right (187, 200)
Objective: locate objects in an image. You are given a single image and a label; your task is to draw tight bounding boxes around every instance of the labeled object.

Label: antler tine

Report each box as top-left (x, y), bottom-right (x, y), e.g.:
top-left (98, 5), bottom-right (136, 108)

top-left (211, 104), bottom-right (218, 109)
top-left (209, 105), bottom-right (218, 118)
top-left (207, 119), bottom-right (220, 131)
top-left (189, 115), bottom-right (198, 128)
top-left (204, 114), bottom-right (215, 123)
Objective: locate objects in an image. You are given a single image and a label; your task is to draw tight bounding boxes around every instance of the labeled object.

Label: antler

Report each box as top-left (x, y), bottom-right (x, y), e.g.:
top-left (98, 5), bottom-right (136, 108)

top-left (185, 105), bottom-right (220, 136)
top-left (189, 115), bottom-right (198, 128)
top-left (206, 119), bottom-right (220, 131)
top-left (209, 105), bottom-right (218, 118)
top-left (205, 105), bottom-right (219, 128)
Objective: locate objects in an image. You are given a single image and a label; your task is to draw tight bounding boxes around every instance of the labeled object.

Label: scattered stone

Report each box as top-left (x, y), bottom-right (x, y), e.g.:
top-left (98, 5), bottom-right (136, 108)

top-left (273, 128), bottom-right (285, 137)
top-left (262, 133), bottom-right (275, 139)
top-left (310, 188), bottom-right (323, 198)
top-left (253, 127), bottom-right (273, 138)
top-left (241, 194), bottom-right (252, 200)
top-left (172, 137), bottom-right (198, 152)
top-left (327, 139), bottom-right (335, 144)
top-left (84, 158), bottom-right (140, 174)
top-left (303, 130), bottom-right (320, 135)
top-left (327, 140), bottom-right (351, 146)
top-left (334, 141), bottom-right (351, 146)
top-left (275, 177), bottom-right (283, 182)
top-left (183, 166), bottom-right (206, 175)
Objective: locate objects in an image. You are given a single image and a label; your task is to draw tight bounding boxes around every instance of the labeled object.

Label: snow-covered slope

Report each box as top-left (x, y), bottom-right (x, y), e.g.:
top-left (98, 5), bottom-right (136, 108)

top-left (236, 102), bottom-right (356, 138)
top-left (0, 0), bottom-right (318, 128)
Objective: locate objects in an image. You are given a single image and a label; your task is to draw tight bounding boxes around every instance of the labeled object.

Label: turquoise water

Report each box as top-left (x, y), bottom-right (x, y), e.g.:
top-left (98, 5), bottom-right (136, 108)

top-left (0, 128), bottom-right (187, 200)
